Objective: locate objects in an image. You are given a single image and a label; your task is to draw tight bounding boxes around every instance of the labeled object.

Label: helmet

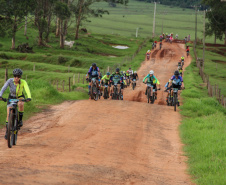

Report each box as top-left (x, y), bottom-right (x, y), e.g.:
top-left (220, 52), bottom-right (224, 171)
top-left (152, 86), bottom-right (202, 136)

top-left (123, 71), bottom-right (125, 73)
top-left (106, 72), bottom-right (110, 75)
top-left (116, 68), bottom-right (120, 72)
top-left (13, 68), bottom-right (23, 76)
top-left (134, 71), bottom-right (137, 73)
top-left (174, 70), bottom-right (180, 76)
top-left (149, 70), bottom-right (154, 75)
top-left (92, 63), bottom-right (96, 67)
top-left (148, 50), bottom-right (150, 52)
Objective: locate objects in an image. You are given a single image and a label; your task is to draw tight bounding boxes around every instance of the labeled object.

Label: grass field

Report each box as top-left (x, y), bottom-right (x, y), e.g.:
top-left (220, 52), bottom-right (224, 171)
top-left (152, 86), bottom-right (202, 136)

top-left (180, 47), bottom-right (226, 185)
top-left (83, 0), bottom-right (224, 44)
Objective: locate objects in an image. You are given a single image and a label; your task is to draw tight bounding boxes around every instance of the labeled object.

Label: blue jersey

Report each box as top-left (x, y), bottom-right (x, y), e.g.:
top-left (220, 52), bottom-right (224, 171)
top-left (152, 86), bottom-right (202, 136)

top-left (88, 67), bottom-right (99, 78)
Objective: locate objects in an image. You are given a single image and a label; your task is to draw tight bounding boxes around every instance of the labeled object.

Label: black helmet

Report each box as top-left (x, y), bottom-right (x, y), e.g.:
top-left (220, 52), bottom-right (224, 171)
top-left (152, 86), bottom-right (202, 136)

top-left (174, 70), bottom-right (179, 76)
top-left (13, 68), bottom-right (23, 76)
top-left (92, 63), bottom-right (96, 67)
top-left (116, 68), bottom-right (120, 72)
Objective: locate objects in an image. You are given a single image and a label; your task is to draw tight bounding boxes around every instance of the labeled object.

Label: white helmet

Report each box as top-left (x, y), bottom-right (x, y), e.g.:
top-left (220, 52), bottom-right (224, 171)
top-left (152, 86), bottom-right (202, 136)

top-left (134, 71), bottom-right (137, 73)
top-left (148, 50), bottom-right (150, 52)
top-left (149, 70), bottom-right (154, 75)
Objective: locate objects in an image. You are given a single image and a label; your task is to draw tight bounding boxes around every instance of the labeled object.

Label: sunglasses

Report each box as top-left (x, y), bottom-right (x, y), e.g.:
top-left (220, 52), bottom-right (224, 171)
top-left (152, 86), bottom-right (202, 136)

top-left (14, 75), bottom-right (21, 78)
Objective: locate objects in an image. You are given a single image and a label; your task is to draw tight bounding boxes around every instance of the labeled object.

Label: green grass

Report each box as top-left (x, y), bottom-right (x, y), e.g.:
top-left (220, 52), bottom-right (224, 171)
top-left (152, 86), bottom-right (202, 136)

top-left (83, 0), bottom-right (224, 44)
top-left (180, 47), bottom-right (226, 185)
top-left (195, 43), bottom-right (226, 96)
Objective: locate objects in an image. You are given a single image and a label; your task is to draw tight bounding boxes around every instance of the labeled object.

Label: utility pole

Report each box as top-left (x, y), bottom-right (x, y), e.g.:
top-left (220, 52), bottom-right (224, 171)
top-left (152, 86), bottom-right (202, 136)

top-left (202, 10), bottom-right (206, 69)
top-left (195, 5), bottom-right (197, 47)
top-left (152, 2), bottom-right (156, 38)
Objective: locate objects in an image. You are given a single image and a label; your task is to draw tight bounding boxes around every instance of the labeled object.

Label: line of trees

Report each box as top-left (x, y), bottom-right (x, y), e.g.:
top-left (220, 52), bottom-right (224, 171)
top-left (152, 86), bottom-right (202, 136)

top-left (0, 0), bottom-right (121, 49)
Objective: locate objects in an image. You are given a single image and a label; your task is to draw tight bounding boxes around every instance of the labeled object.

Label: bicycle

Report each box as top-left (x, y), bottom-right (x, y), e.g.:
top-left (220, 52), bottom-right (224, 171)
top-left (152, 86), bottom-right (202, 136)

top-left (1, 98), bottom-right (27, 148)
top-left (187, 50), bottom-right (189, 57)
top-left (172, 88), bottom-right (179, 111)
top-left (145, 83), bottom-right (158, 104)
top-left (111, 81), bottom-right (123, 100)
top-left (165, 88), bottom-right (173, 106)
top-left (103, 84), bottom-right (109, 99)
top-left (160, 42), bottom-right (162, 50)
top-left (126, 76), bottom-right (131, 87)
top-left (132, 79), bottom-right (136, 90)
top-left (90, 78), bottom-right (100, 101)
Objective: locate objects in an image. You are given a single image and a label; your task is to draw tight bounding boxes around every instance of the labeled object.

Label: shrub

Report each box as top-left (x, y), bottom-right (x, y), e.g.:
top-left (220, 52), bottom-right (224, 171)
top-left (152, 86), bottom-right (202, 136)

top-left (58, 55), bottom-right (68, 64)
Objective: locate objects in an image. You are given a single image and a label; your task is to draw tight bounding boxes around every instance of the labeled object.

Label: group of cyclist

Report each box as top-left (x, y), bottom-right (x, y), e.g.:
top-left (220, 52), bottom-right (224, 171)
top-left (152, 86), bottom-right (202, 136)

top-left (86, 63), bottom-right (139, 100)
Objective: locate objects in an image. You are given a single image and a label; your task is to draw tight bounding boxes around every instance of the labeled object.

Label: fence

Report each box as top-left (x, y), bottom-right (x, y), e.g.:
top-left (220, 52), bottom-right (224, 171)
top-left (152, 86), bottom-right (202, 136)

top-left (193, 43), bottom-right (226, 108)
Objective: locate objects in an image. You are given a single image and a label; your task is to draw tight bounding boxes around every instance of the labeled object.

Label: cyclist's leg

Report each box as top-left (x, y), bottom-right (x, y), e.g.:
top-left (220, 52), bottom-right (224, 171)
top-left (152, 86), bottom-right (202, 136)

top-left (18, 98), bottom-right (25, 127)
top-left (88, 78), bottom-right (91, 94)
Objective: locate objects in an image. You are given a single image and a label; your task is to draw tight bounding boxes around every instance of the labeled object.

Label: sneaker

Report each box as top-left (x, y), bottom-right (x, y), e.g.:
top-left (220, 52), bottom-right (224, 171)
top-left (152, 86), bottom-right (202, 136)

top-left (18, 120), bottom-right (23, 127)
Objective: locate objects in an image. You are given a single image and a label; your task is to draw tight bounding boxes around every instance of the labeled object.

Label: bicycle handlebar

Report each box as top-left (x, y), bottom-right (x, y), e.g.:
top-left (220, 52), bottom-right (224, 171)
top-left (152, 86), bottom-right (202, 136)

top-left (0, 98), bottom-right (30, 103)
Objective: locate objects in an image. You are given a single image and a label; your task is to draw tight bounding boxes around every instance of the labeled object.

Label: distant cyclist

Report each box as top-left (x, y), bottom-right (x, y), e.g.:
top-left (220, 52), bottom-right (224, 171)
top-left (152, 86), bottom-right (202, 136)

top-left (146, 50), bottom-right (151, 60)
top-left (131, 71), bottom-right (139, 87)
top-left (128, 67), bottom-right (133, 76)
top-left (0, 68), bottom-right (31, 139)
top-left (86, 63), bottom-right (100, 95)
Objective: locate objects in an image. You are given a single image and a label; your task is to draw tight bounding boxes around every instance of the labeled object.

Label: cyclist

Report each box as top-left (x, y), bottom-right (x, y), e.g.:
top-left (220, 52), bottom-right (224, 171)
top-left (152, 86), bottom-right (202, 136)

top-left (152, 42), bottom-right (155, 49)
top-left (131, 71), bottom-right (139, 87)
top-left (181, 56), bottom-right (185, 66)
top-left (160, 41), bottom-right (162, 49)
top-left (0, 68), bottom-right (31, 139)
top-left (165, 70), bottom-right (183, 106)
top-left (146, 50), bottom-right (151, 60)
top-left (122, 71), bottom-right (127, 87)
top-left (100, 72), bottom-right (111, 98)
top-left (143, 70), bottom-right (161, 99)
top-left (160, 35), bottom-right (163, 42)
top-left (178, 64), bottom-right (183, 76)
top-left (86, 63), bottom-right (100, 95)
top-left (128, 67), bottom-right (133, 76)
top-left (110, 68), bottom-right (123, 100)
top-left (154, 40), bottom-right (157, 48)
top-left (175, 34), bottom-right (178, 39)
top-left (186, 46), bottom-right (190, 56)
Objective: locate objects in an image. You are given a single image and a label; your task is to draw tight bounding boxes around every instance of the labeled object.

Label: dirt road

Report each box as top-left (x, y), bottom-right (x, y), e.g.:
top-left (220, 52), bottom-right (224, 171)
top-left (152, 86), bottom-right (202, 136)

top-left (0, 42), bottom-right (193, 185)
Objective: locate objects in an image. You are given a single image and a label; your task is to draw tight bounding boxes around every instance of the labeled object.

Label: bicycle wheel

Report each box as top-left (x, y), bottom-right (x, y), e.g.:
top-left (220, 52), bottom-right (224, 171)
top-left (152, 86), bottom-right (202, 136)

top-left (147, 88), bottom-right (151, 103)
top-left (13, 115), bottom-right (18, 145)
top-left (151, 93), bottom-right (155, 104)
top-left (90, 86), bottom-right (94, 99)
top-left (7, 111), bottom-right (14, 148)
top-left (104, 88), bottom-right (108, 99)
top-left (132, 83), bottom-right (135, 90)
top-left (174, 93), bottom-right (177, 111)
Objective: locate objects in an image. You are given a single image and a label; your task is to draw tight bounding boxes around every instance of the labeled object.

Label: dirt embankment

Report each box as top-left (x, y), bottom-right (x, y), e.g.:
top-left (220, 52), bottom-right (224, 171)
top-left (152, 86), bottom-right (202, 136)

top-left (0, 42), bottom-right (193, 185)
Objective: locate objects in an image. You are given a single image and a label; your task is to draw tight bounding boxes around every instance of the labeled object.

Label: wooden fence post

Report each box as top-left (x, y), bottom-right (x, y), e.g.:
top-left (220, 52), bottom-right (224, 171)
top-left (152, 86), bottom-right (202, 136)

top-left (215, 84), bottom-right (217, 98)
top-left (78, 73), bottom-right (80, 83)
top-left (107, 66), bottom-right (109, 72)
top-left (219, 89), bottom-right (221, 102)
top-left (62, 80), bottom-right (65, 92)
top-left (69, 77), bottom-right (71, 92)
top-left (73, 74), bottom-right (75, 85)
top-left (5, 68), bottom-right (8, 82)
top-left (33, 64), bottom-right (35, 72)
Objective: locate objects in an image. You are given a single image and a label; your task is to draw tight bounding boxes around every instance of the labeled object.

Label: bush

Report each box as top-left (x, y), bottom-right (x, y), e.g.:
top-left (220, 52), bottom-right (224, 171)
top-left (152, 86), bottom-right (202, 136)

top-left (58, 55), bottom-right (68, 64)
top-left (70, 59), bottom-right (81, 67)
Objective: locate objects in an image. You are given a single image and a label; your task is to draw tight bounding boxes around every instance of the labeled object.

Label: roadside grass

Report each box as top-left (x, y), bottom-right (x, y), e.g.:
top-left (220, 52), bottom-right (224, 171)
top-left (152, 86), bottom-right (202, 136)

top-left (180, 47), bottom-right (226, 185)
top-left (195, 43), bottom-right (226, 96)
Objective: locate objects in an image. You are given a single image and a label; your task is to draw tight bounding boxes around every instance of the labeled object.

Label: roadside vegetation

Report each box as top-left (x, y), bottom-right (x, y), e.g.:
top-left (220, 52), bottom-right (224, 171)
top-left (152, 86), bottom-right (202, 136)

top-left (180, 47), bottom-right (226, 185)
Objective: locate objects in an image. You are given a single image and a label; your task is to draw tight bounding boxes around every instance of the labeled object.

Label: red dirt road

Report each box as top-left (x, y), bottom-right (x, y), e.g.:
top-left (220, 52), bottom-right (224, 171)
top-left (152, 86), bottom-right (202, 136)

top-left (0, 42), bottom-right (193, 185)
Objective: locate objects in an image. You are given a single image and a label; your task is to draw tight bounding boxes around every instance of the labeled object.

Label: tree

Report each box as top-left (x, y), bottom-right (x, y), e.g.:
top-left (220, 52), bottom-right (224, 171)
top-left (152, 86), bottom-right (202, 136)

top-left (202, 0), bottom-right (226, 44)
top-left (0, 0), bottom-right (36, 49)
top-left (54, 1), bottom-right (71, 48)
top-left (72, 0), bottom-right (109, 40)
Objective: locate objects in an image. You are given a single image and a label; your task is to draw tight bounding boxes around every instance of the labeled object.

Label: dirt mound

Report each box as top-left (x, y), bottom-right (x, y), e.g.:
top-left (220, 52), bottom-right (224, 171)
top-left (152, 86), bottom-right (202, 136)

top-left (151, 49), bottom-right (159, 58)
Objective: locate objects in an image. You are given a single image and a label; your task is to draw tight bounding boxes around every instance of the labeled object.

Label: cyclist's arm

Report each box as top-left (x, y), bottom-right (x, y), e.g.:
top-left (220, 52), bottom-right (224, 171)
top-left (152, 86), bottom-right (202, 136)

top-left (23, 81), bottom-right (31, 99)
top-left (0, 79), bottom-right (11, 97)
top-left (143, 75), bottom-right (148, 83)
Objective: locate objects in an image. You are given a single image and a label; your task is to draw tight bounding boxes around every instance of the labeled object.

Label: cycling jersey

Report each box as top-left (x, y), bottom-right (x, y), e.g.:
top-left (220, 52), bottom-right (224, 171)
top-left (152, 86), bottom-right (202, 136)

top-left (181, 57), bottom-right (185, 61)
top-left (131, 73), bottom-right (138, 80)
top-left (0, 78), bottom-right (31, 99)
top-left (101, 75), bottom-right (110, 84)
top-left (88, 67), bottom-right (100, 78)
top-left (143, 74), bottom-right (160, 85)
top-left (128, 70), bottom-right (133, 75)
top-left (171, 75), bottom-right (183, 86)
top-left (110, 73), bottom-right (123, 83)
